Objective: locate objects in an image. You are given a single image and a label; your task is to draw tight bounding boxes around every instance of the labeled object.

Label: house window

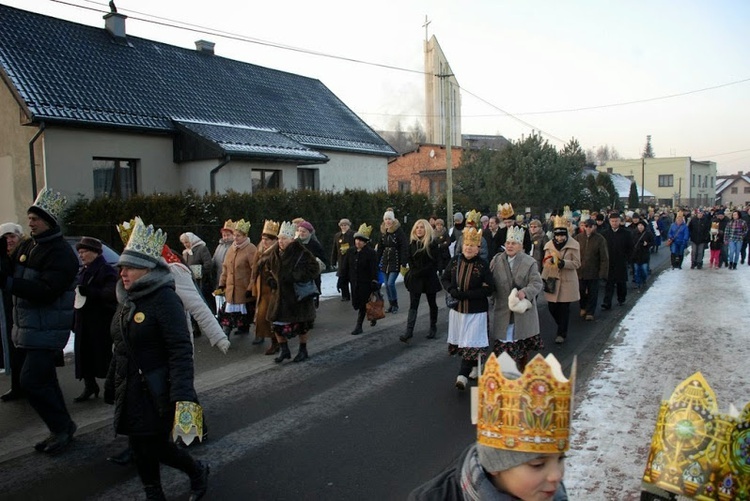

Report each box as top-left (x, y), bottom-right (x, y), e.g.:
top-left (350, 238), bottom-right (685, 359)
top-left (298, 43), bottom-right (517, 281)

top-left (731, 187), bottom-right (738, 194)
top-left (398, 181), bottom-right (411, 193)
top-left (429, 179), bottom-right (446, 198)
top-left (297, 168), bottom-right (318, 190)
top-left (251, 169), bottom-right (281, 191)
top-left (658, 175), bottom-right (674, 187)
top-left (697, 175), bottom-right (701, 188)
top-left (692, 174), bottom-right (695, 187)
top-left (93, 158), bottom-right (137, 199)
top-left (606, 168), bottom-right (613, 174)
top-left (744, 187), bottom-right (750, 194)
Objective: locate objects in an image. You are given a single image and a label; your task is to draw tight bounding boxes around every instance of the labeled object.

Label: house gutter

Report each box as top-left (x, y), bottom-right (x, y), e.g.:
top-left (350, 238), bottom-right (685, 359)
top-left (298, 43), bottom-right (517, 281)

top-left (210, 155), bottom-right (231, 195)
top-left (29, 122), bottom-right (46, 199)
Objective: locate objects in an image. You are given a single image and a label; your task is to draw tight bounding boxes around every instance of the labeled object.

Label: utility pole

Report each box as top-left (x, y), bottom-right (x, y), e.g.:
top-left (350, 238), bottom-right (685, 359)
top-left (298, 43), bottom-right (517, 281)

top-left (444, 74), bottom-right (453, 226)
top-left (640, 157), bottom-right (645, 206)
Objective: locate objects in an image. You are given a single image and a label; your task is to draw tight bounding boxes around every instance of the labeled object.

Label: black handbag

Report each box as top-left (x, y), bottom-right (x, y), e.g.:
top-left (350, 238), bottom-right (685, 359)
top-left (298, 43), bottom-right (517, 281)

top-left (543, 277), bottom-right (558, 294)
top-left (294, 280), bottom-right (319, 301)
top-left (445, 293), bottom-right (459, 309)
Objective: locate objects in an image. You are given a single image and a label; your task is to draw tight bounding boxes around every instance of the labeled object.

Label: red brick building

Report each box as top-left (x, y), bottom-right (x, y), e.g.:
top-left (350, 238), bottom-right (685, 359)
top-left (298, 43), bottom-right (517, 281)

top-left (388, 144), bottom-right (463, 200)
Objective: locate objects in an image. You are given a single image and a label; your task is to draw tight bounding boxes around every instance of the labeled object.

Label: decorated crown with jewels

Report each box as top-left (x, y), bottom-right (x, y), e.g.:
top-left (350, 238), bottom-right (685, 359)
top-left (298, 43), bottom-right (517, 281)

top-left (462, 226), bottom-right (482, 246)
top-left (222, 219), bottom-right (235, 231)
top-left (477, 352), bottom-right (575, 455)
top-left (498, 203), bottom-right (514, 220)
top-left (32, 187), bottom-right (68, 224)
top-left (642, 372), bottom-right (750, 500)
top-left (506, 225), bottom-right (525, 244)
top-left (552, 215), bottom-right (569, 230)
top-left (231, 219), bottom-right (251, 235)
top-left (262, 220), bottom-right (280, 237)
top-left (278, 221), bottom-right (297, 239)
top-left (465, 209), bottom-right (481, 227)
top-left (123, 216), bottom-right (167, 261)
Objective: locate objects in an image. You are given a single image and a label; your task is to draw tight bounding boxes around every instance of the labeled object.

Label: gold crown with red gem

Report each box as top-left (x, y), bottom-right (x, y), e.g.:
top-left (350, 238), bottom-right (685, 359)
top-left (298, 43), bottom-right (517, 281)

top-left (462, 226), bottom-right (482, 247)
top-left (477, 352), bottom-right (575, 454)
top-left (642, 372), bottom-right (750, 500)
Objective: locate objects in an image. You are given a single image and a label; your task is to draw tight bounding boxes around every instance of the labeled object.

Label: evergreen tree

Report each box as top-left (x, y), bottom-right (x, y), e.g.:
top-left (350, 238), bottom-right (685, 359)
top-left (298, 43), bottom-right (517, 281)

top-left (642, 135), bottom-right (655, 158)
top-left (628, 180), bottom-right (640, 209)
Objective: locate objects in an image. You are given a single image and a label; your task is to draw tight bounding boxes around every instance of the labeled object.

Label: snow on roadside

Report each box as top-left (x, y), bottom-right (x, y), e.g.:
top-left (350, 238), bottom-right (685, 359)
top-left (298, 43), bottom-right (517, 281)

top-left (565, 264), bottom-right (750, 499)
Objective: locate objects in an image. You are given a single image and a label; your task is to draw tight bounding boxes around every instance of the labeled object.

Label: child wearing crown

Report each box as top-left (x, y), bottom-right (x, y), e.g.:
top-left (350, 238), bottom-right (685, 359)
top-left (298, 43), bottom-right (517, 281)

top-left (708, 221), bottom-right (722, 269)
top-left (409, 353), bottom-right (571, 500)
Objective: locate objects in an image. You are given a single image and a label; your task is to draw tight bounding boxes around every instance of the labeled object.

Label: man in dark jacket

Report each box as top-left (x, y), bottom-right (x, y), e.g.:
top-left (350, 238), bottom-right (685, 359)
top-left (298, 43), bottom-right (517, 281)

top-left (688, 209), bottom-right (711, 269)
top-left (330, 218), bottom-right (355, 301)
top-left (0, 188), bottom-right (79, 453)
top-left (574, 220), bottom-right (609, 321)
top-left (600, 212), bottom-right (633, 310)
top-left (482, 216), bottom-right (504, 260)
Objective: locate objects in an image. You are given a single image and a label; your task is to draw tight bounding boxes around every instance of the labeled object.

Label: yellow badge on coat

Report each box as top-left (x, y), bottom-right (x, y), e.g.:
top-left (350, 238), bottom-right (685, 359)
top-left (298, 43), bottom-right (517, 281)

top-left (134, 312), bottom-right (145, 323)
top-left (19, 254), bottom-right (26, 262)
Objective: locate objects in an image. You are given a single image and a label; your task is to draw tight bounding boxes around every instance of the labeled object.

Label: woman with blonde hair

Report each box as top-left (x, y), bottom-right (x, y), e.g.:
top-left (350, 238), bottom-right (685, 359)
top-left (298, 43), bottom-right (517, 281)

top-left (400, 219), bottom-right (441, 342)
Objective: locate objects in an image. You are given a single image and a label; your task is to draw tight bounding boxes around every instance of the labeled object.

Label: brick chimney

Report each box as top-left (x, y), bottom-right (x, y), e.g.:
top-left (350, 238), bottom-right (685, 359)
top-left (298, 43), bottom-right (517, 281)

top-left (195, 40), bottom-right (215, 55)
top-left (103, 12), bottom-right (127, 40)
top-left (739, 171), bottom-right (744, 176)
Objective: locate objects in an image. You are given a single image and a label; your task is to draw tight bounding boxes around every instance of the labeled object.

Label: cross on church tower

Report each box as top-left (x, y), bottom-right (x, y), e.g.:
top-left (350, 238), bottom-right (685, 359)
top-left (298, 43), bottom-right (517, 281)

top-left (423, 15), bottom-right (431, 41)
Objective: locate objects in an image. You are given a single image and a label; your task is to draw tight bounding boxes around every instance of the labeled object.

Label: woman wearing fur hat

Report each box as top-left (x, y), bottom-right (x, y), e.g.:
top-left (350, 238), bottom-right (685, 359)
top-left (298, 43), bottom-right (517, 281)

top-left (72, 237), bottom-right (118, 402)
top-left (441, 227), bottom-right (494, 391)
top-left (541, 218), bottom-right (581, 344)
top-left (338, 223), bottom-right (380, 335)
top-left (489, 226), bottom-right (544, 372)
top-left (377, 208), bottom-right (408, 314)
top-left (216, 220), bottom-right (257, 335)
top-left (400, 219), bottom-right (441, 342)
top-left (252, 220), bottom-right (281, 355)
top-left (267, 221), bottom-right (319, 363)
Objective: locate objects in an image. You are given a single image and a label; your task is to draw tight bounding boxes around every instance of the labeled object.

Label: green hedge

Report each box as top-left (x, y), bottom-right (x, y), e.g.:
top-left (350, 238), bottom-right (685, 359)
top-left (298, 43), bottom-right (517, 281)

top-left (63, 189), bottom-right (438, 256)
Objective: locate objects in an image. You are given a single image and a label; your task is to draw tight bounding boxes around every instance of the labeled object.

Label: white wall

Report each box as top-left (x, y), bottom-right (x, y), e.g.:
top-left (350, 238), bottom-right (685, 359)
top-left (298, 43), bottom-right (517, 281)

top-left (319, 151), bottom-right (388, 192)
top-left (43, 127), bottom-right (178, 199)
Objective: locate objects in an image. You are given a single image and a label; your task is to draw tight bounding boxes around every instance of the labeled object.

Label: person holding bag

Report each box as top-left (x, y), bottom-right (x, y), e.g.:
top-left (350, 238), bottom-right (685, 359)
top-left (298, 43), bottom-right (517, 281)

top-left (541, 215), bottom-right (581, 344)
top-left (105, 217), bottom-right (209, 501)
top-left (338, 223), bottom-right (380, 335)
top-left (400, 219), bottom-right (441, 342)
top-left (267, 221), bottom-right (319, 363)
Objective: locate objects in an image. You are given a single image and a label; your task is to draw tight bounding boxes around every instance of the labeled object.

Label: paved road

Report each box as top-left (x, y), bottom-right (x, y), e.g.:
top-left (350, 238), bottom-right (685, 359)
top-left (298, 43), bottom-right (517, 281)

top-left (0, 245), bottom-right (671, 500)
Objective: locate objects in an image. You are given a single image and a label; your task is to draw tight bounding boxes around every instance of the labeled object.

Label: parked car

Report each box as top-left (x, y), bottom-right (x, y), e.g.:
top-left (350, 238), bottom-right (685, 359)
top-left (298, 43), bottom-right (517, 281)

top-left (64, 236), bottom-right (120, 270)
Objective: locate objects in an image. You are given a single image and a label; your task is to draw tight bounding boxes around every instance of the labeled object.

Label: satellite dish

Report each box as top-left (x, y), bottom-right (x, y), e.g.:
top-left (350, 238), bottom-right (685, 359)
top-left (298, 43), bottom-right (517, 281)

top-left (429, 149), bottom-right (435, 158)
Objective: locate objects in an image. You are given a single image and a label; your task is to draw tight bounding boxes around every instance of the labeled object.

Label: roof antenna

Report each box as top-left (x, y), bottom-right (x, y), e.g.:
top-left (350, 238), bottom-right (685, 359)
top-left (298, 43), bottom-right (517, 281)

top-left (109, 1), bottom-right (117, 13)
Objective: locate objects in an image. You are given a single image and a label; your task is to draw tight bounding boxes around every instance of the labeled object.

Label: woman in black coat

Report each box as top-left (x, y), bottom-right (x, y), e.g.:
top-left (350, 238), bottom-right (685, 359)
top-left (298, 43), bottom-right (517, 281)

top-left (377, 208), bottom-right (409, 313)
top-left (338, 225), bottom-right (379, 335)
top-left (105, 226), bottom-right (208, 501)
top-left (267, 222), bottom-right (320, 364)
top-left (401, 219), bottom-right (441, 342)
top-left (72, 237), bottom-right (118, 402)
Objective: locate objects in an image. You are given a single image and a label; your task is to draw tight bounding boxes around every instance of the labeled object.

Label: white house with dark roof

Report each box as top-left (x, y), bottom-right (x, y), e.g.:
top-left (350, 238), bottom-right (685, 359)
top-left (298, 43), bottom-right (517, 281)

top-left (716, 171), bottom-right (750, 207)
top-left (0, 5), bottom-right (396, 223)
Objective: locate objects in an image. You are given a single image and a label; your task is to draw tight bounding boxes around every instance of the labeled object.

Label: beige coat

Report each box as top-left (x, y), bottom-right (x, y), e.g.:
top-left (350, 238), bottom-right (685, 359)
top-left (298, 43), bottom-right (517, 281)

top-left (541, 237), bottom-right (581, 303)
top-left (219, 239), bottom-right (258, 304)
top-left (489, 252), bottom-right (543, 341)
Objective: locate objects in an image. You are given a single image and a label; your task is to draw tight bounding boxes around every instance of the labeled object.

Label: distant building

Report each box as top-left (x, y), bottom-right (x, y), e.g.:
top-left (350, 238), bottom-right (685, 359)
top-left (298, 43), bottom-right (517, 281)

top-left (424, 35), bottom-right (461, 147)
top-left (716, 171), bottom-right (750, 207)
top-left (599, 157), bottom-right (716, 208)
top-left (0, 6), bottom-right (396, 224)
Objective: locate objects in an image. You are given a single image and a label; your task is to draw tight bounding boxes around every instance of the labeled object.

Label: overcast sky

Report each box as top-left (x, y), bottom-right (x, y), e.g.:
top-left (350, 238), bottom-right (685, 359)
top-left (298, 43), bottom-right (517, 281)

top-left (6, 0), bottom-right (749, 173)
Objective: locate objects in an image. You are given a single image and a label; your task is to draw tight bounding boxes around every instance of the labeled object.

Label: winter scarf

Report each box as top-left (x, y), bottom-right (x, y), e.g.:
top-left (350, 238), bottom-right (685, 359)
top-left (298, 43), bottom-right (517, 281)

top-left (115, 265), bottom-right (174, 322)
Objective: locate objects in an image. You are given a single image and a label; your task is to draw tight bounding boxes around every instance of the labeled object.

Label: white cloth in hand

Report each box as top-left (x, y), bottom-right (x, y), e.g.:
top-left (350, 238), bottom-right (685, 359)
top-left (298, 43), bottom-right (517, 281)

top-left (216, 338), bottom-right (230, 354)
top-left (508, 288), bottom-right (532, 314)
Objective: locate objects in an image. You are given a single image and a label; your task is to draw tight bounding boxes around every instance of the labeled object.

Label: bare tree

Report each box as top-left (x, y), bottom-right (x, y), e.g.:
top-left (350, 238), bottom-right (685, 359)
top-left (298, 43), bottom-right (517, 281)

top-left (586, 145), bottom-right (622, 165)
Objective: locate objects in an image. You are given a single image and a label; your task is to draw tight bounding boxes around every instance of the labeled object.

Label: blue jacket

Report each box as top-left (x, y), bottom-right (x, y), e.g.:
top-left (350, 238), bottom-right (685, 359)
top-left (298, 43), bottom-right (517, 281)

top-left (7, 227), bottom-right (78, 350)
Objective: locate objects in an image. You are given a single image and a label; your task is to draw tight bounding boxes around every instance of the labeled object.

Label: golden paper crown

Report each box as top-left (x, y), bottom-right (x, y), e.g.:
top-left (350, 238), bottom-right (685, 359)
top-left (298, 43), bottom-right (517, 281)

top-left (498, 203), bottom-right (514, 220)
top-left (580, 210), bottom-right (590, 222)
top-left (354, 223), bottom-right (372, 240)
top-left (31, 187), bottom-right (68, 224)
top-left (462, 226), bottom-right (482, 246)
top-left (552, 215), bottom-right (568, 230)
top-left (642, 372), bottom-right (750, 500)
top-left (711, 222), bottom-right (720, 230)
top-left (465, 209), bottom-right (481, 227)
top-left (506, 225), bottom-right (525, 244)
top-left (262, 219), bottom-right (280, 237)
top-left (222, 219), bottom-right (235, 231)
top-left (278, 221), bottom-right (297, 239)
top-left (477, 352), bottom-right (575, 454)
top-left (562, 206), bottom-right (573, 221)
top-left (124, 217), bottom-right (167, 261)
top-left (116, 218), bottom-right (138, 246)
top-left (232, 219), bottom-right (251, 235)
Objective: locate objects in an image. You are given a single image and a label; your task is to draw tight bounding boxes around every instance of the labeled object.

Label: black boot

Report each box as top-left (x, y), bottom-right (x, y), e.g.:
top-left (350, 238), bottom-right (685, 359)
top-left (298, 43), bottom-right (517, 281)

top-left (144, 485), bottom-right (166, 501)
top-left (274, 342), bottom-right (291, 363)
top-left (293, 343), bottom-right (309, 363)
top-left (74, 378), bottom-right (100, 402)
top-left (427, 306), bottom-right (438, 339)
top-left (351, 310), bottom-right (365, 335)
top-left (188, 461), bottom-right (210, 501)
top-left (399, 309), bottom-right (418, 343)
